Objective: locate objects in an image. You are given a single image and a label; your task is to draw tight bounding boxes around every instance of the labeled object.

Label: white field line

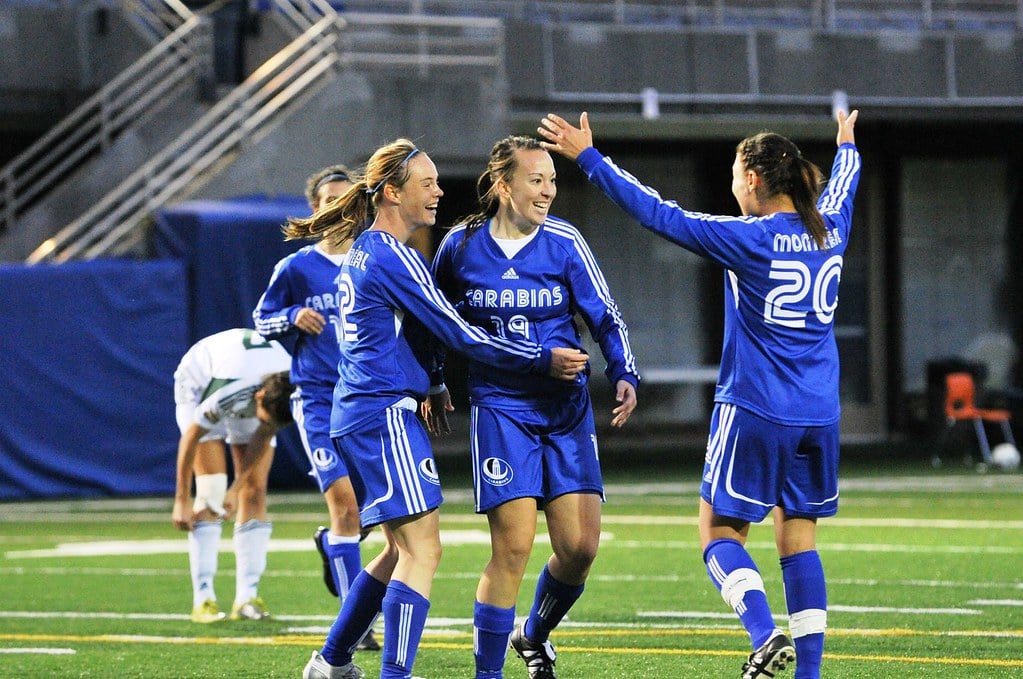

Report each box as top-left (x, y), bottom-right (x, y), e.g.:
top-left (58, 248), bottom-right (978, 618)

top-left (0, 609), bottom-right (1003, 625)
top-left (0, 566), bottom-right (1019, 597)
top-left (1, 473), bottom-right (1021, 516)
top-left (0, 647), bottom-right (76, 654)
top-left (6, 529), bottom-right (1023, 559)
top-left (6, 532), bottom-right (1023, 559)
top-left (639, 604), bottom-right (983, 616)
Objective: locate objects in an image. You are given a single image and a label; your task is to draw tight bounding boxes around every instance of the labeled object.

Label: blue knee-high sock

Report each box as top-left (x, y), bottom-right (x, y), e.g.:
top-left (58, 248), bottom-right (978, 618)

top-left (321, 570), bottom-right (387, 666)
top-left (523, 565), bottom-right (584, 644)
top-left (704, 538), bottom-right (777, 649)
top-left (781, 550), bottom-right (827, 679)
top-left (324, 532), bottom-right (363, 602)
top-left (380, 580), bottom-right (431, 679)
top-left (474, 600), bottom-right (515, 678)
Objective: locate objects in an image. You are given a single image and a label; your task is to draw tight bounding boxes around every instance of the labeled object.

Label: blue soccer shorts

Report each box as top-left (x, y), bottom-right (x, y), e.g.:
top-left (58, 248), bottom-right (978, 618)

top-left (700, 402), bottom-right (839, 522)
top-left (331, 399), bottom-right (443, 528)
top-left (292, 386), bottom-right (350, 493)
top-left (469, 388), bottom-right (603, 513)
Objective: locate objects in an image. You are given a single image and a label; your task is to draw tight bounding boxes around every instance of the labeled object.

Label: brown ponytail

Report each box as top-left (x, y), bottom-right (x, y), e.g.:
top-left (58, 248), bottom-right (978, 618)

top-left (737, 132), bottom-right (827, 248)
top-left (284, 139), bottom-right (422, 248)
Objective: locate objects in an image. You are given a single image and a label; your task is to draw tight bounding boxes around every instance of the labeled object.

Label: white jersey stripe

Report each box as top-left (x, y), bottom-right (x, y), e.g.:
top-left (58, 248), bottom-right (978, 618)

top-left (384, 233), bottom-right (542, 361)
top-left (385, 407), bottom-right (426, 516)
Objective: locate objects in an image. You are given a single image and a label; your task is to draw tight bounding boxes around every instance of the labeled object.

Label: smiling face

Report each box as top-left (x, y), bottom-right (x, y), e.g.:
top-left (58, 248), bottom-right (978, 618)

top-left (498, 148), bottom-right (556, 231)
top-left (394, 153), bottom-right (443, 230)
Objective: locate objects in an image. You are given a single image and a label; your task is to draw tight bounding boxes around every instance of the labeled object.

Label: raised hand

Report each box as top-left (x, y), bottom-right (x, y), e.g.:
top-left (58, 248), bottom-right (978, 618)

top-left (538, 112), bottom-right (594, 161)
top-left (836, 109), bottom-right (859, 147)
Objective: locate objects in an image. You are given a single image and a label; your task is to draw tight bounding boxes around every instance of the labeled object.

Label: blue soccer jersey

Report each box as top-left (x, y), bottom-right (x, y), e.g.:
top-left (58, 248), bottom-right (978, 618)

top-left (432, 217), bottom-right (638, 408)
top-left (253, 244), bottom-right (345, 391)
top-left (254, 243), bottom-right (351, 489)
top-left (576, 143), bottom-right (861, 426)
top-left (330, 229), bottom-right (554, 438)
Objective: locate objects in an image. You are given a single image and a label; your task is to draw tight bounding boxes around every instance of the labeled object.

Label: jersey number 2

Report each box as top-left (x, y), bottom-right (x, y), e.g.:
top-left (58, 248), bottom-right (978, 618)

top-left (335, 272), bottom-right (358, 344)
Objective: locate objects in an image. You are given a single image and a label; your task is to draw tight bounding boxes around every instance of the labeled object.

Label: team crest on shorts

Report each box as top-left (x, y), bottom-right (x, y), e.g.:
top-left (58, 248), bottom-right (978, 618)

top-left (418, 458), bottom-right (441, 485)
top-left (312, 447), bottom-right (337, 471)
top-left (482, 457), bottom-right (513, 486)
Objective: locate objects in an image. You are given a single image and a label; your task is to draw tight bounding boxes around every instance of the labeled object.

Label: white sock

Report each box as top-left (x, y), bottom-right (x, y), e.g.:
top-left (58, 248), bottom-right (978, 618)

top-left (233, 519), bottom-right (272, 604)
top-left (189, 520), bottom-right (222, 607)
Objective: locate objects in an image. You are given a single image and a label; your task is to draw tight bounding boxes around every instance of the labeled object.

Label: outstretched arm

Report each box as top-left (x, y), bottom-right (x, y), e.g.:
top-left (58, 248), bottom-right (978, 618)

top-left (538, 112), bottom-right (594, 161)
top-left (836, 108), bottom-right (859, 147)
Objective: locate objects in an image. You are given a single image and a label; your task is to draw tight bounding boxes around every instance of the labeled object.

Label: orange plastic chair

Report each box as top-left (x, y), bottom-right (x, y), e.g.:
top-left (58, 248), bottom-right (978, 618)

top-left (943, 371), bottom-right (1016, 464)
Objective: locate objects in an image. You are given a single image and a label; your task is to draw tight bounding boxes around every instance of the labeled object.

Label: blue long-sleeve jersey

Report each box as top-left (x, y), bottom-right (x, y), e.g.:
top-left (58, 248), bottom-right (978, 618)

top-left (576, 143), bottom-right (861, 426)
top-left (330, 229), bottom-right (554, 437)
top-left (432, 216), bottom-right (638, 408)
top-left (253, 244), bottom-right (344, 391)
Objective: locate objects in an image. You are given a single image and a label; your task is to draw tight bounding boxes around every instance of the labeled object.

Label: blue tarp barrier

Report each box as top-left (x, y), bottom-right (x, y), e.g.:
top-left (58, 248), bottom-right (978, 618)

top-left (0, 195), bottom-right (321, 499)
top-left (0, 259), bottom-right (187, 500)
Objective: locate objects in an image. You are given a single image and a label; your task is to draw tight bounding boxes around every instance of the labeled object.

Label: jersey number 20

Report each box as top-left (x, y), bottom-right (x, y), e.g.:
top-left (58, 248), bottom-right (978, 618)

top-left (764, 255), bottom-right (842, 328)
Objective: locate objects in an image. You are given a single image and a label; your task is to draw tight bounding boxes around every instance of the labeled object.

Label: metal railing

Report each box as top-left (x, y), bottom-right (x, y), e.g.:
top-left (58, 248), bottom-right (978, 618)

top-left (340, 12), bottom-right (504, 76)
top-left (337, 0), bottom-right (1023, 31)
top-left (0, 0), bottom-right (206, 236)
top-left (27, 0), bottom-right (346, 262)
top-left (26, 0), bottom-right (506, 262)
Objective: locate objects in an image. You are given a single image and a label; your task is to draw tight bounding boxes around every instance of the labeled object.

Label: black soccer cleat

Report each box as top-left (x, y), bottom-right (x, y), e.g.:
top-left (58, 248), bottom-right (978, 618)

top-left (356, 629), bottom-right (381, 652)
top-left (741, 631), bottom-right (796, 679)
top-left (510, 623), bottom-right (557, 679)
top-left (313, 526), bottom-right (339, 597)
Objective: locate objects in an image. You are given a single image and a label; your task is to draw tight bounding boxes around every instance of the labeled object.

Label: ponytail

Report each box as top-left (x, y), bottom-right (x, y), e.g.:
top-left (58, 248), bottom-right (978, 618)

top-left (737, 132), bottom-right (828, 248)
top-left (284, 139), bottom-right (423, 248)
top-left (283, 182), bottom-right (372, 247)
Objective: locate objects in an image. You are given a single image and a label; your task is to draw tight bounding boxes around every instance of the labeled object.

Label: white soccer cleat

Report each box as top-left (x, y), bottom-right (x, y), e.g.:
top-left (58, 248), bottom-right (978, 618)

top-left (302, 651), bottom-right (365, 679)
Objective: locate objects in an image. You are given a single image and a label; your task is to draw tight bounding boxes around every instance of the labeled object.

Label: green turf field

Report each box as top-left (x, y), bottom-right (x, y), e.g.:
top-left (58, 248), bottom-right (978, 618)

top-left (1, 461), bottom-right (1021, 678)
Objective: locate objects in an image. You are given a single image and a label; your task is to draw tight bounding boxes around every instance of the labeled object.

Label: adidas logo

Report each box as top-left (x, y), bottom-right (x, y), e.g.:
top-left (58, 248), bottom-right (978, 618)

top-left (501, 268), bottom-right (519, 280)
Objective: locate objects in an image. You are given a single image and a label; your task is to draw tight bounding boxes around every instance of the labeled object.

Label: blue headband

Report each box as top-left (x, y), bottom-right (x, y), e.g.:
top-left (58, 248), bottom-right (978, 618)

top-left (313, 172), bottom-right (351, 195)
top-left (366, 148), bottom-right (420, 196)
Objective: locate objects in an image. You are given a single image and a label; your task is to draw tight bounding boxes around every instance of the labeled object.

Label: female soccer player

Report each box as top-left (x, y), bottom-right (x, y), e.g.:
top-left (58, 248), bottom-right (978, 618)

top-left (431, 135), bottom-right (638, 679)
top-left (253, 165), bottom-right (379, 651)
top-left (538, 109), bottom-right (861, 679)
top-left (297, 139), bottom-right (589, 679)
top-left (172, 328), bottom-right (294, 624)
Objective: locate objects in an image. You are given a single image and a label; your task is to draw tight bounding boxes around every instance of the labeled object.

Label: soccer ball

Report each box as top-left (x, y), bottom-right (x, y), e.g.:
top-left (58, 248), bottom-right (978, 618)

top-left (991, 442), bottom-right (1021, 471)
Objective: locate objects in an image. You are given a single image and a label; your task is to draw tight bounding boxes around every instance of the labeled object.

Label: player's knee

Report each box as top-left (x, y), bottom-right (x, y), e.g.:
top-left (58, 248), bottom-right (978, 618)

top-left (555, 536), bottom-right (599, 573)
top-left (491, 545), bottom-right (532, 576)
top-left (235, 485), bottom-right (267, 511)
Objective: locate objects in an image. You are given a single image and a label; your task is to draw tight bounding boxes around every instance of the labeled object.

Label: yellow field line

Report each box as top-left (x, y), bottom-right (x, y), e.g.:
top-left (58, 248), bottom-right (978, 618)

top-left (3, 630), bottom-right (1022, 668)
